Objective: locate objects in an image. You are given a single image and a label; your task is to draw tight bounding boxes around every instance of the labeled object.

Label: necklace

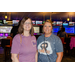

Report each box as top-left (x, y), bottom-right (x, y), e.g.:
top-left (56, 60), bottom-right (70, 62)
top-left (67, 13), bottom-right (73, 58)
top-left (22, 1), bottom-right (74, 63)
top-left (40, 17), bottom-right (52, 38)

top-left (44, 35), bottom-right (51, 62)
top-left (44, 35), bottom-right (50, 41)
top-left (44, 34), bottom-right (52, 41)
top-left (44, 37), bottom-right (50, 41)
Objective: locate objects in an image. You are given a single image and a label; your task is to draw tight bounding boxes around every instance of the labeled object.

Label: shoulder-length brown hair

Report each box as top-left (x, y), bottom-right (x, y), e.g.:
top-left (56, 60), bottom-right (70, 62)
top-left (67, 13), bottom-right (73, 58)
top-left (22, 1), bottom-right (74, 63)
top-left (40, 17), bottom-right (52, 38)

top-left (18, 17), bottom-right (34, 36)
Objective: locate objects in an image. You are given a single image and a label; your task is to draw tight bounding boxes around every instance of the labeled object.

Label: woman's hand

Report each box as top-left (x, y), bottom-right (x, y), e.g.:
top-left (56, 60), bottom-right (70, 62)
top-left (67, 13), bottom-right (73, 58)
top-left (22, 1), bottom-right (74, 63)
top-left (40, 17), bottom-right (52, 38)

top-left (11, 53), bottom-right (19, 62)
top-left (56, 52), bottom-right (63, 62)
top-left (35, 51), bottom-right (38, 62)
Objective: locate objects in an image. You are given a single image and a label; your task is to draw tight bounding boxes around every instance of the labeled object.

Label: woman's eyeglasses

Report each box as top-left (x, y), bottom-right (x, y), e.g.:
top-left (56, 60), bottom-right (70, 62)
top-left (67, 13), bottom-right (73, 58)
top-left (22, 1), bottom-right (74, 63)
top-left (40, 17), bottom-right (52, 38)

top-left (24, 22), bottom-right (32, 25)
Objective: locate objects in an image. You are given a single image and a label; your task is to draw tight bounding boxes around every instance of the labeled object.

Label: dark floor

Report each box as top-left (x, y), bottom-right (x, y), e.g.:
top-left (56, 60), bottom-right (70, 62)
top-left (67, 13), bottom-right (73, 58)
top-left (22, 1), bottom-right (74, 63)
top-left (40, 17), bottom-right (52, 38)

top-left (0, 47), bottom-right (75, 62)
top-left (0, 47), bottom-right (12, 62)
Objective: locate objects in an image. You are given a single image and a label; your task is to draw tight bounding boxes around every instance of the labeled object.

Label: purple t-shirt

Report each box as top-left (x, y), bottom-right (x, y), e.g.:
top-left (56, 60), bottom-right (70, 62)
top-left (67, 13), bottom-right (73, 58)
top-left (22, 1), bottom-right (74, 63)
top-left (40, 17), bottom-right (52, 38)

top-left (11, 34), bottom-right (37, 62)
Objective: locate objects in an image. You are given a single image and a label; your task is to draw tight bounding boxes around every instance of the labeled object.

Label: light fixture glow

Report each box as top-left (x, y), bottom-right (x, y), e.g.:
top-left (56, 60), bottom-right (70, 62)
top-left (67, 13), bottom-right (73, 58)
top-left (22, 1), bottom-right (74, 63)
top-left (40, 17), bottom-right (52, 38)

top-left (67, 18), bottom-right (70, 21)
top-left (5, 15), bottom-right (7, 19)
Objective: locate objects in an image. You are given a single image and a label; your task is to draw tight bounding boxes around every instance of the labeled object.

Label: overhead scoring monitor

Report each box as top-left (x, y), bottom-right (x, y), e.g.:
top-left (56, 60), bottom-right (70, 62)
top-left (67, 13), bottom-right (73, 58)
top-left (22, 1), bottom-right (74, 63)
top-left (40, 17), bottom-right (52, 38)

top-left (12, 20), bottom-right (19, 24)
top-left (56, 21), bottom-right (62, 26)
top-left (52, 21), bottom-right (56, 26)
top-left (36, 21), bottom-right (42, 25)
top-left (63, 23), bottom-right (68, 26)
top-left (32, 21), bottom-right (35, 25)
top-left (69, 22), bottom-right (74, 26)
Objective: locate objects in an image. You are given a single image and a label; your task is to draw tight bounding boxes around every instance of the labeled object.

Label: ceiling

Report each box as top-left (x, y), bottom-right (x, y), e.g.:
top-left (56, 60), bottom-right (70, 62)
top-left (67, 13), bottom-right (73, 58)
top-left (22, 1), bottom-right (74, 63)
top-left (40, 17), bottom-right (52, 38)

top-left (0, 12), bottom-right (75, 22)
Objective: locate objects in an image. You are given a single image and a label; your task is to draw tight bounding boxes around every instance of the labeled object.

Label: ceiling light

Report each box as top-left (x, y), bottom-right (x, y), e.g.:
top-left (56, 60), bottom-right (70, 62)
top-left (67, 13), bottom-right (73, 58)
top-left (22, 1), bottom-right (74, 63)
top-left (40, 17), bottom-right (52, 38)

top-left (67, 18), bottom-right (70, 21)
top-left (5, 15), bottom-right (7, 19)
top-left (5, 12), bottom-right (8, 19)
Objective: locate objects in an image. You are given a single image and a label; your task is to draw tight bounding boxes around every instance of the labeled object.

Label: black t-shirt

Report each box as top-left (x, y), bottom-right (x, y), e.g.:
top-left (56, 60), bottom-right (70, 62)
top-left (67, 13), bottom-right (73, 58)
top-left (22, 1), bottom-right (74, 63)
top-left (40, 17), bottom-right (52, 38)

top-left (59, 32), bottom-right (66, 37)
top-left (57, 30), bottom-right (61, 35)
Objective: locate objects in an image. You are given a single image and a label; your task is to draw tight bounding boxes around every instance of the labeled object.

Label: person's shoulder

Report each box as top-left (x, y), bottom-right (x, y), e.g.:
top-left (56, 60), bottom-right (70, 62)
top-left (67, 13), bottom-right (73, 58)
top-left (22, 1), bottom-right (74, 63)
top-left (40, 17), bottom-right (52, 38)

top-left (37, 34), bottom-right (44, 40)
top-left (52, 34), bottom-right (62, 43)
top-left (13, 34), bottom-right (20, 40)
top-left (31, 35), bottom-right (36, 39)
top-left (64, 31), bottom-right (67, 34)
top-left (57, 30), bottom-right (61, 33)
top-left (51, 34), bottom-right (58, 38)
top-left (51, 34), bottom-right (60, 40)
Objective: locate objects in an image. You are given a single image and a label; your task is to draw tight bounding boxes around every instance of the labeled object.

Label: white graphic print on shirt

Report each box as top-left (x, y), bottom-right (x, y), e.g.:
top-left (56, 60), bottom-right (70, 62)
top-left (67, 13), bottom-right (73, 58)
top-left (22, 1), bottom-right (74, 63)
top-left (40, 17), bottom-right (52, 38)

top-left (38, 41), bottom-right (53, 55)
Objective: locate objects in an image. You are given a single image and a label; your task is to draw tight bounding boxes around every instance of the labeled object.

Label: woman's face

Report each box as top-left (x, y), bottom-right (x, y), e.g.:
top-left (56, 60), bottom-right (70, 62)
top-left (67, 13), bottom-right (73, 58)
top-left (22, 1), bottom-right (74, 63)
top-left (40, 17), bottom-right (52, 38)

top-left (23, 18), bottom-right (32, 31)
top-left (43, 22), bottom-right (53, 35)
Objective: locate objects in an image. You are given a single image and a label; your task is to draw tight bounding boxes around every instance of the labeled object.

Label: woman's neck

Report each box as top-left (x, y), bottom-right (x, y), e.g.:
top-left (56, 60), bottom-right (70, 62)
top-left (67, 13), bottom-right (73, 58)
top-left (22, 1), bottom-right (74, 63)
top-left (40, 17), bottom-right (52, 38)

top-left (45, 33), bottom-right (52, 37)
top-left (22, 31), bottom-right (30, 36)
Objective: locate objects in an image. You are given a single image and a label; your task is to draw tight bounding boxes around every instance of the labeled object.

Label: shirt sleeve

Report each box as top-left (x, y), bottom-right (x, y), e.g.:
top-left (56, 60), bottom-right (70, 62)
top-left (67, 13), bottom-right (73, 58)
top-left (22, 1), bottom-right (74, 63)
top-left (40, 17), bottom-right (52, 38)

top-left (11, 34), bottom-right (20, 54)
top-left (55, 37), bottom-right (63, 52)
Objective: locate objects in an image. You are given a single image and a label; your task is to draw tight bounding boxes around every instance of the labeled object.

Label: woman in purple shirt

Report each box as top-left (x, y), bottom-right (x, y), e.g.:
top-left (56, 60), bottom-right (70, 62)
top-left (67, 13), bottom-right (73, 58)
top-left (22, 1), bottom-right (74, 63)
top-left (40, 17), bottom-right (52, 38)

top-left (11, 17), bottom-right (38, 62)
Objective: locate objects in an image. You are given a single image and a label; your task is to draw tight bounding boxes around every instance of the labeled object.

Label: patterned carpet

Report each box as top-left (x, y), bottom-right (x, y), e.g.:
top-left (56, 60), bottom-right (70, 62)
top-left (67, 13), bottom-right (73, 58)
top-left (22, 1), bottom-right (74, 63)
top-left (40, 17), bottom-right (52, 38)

top-left (0, 54), bottom-right (4, 62)
top-left (0, 47), bottom-right (11, 62)
top-left (62, 56), bottom-right (75, 62)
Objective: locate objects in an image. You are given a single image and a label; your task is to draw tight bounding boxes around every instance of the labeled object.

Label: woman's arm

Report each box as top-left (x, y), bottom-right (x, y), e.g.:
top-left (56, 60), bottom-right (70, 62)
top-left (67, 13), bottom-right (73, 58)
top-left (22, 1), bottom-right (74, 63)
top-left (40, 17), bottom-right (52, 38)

top-left (35, 51), bottom-right (38, 62)
top-left (56, 52), bottom-right (63, 62)
top-left (11, 53), bottom-right (19, 62)
top-left (66, 33), bottom-right (68, 37)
